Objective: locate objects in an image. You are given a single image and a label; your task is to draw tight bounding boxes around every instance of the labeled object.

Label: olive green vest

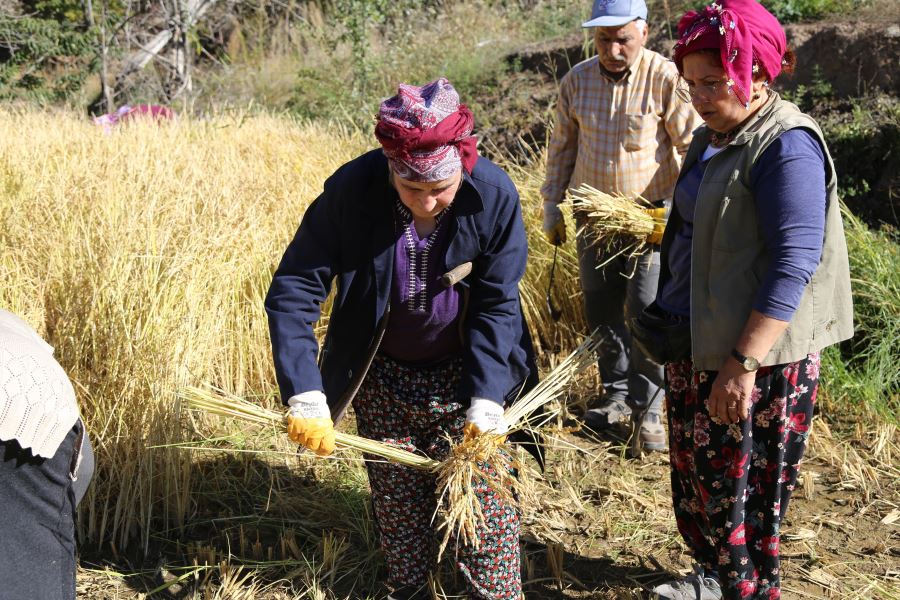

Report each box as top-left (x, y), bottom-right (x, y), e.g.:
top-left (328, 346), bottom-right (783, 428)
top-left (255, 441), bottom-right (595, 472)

top-left (659, 93), bottom-right (854, 371)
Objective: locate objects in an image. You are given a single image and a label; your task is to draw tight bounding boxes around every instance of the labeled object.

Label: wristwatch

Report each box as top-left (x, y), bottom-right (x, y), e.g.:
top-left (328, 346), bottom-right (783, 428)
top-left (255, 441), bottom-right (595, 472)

top-left (731, 348), bottom-right (760, 371)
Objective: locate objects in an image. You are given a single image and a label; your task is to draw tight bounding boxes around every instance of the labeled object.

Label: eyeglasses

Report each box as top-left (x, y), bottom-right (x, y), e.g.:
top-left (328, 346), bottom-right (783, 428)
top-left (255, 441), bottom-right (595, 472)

top-left (675, 78), bottom-right (730, 103)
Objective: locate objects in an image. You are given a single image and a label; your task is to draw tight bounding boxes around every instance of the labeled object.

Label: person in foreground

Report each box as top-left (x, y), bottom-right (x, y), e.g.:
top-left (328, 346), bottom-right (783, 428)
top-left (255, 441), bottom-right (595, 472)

top-left (265, 78), bottom-right (536, 600)
top-left (540, 0), bottom-right (700, 452)
top-left (0, 309), bottom-right (94, 600)
top-left (634, 1), bottom-right (854, 598)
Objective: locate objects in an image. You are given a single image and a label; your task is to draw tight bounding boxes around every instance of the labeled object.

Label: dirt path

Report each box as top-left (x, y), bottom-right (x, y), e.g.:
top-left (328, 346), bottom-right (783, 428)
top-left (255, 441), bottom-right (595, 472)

top-left (516, 418), bottom-right (899, 599)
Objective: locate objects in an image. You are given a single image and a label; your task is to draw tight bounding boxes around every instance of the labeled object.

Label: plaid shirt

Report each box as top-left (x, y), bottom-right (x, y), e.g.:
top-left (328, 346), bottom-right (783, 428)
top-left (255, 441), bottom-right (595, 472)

top-left (541, 47), bottom-right (700, 205)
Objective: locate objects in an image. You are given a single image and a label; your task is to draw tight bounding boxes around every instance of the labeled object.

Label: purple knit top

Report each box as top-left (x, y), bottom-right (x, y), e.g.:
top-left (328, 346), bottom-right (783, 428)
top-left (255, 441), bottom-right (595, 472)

top-left (378, 201), bottom-right (464, 363)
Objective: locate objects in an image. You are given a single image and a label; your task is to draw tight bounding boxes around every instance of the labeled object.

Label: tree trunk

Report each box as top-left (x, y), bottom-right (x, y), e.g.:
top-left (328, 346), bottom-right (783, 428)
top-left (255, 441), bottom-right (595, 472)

top-left (113, 0), bottom-right (214, 100)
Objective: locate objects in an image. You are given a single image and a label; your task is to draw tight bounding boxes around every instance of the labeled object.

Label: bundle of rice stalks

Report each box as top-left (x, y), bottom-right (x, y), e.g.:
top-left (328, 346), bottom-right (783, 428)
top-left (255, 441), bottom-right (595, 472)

top-left (434, 333), bottom-right (601, 556)
top-left (183, 335), bottom-right (599, 559)
top-left (181, 387), bottom-right (439, 470)
top-left (568, 183), bottom-right (662, 266)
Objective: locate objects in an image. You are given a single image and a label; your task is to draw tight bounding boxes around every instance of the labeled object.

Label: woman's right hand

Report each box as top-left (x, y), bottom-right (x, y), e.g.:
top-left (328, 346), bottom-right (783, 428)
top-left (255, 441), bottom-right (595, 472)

top-left (708, 358), bottom-right (756, 424)
top-left (286, 391), bottom-right (335, 456)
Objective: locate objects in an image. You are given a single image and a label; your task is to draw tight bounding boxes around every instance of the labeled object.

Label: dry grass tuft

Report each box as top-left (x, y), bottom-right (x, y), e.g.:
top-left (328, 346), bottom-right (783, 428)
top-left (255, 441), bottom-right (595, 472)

top-left (433, 433), bottom-right (519, 559)
top-left (568, 184), bottom-right (661, 269)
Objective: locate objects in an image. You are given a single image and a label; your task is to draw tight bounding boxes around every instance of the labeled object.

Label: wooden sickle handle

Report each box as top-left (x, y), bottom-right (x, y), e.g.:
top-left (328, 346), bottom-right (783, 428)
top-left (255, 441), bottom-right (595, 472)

top-left (441, 262), bottom-right (472, 287)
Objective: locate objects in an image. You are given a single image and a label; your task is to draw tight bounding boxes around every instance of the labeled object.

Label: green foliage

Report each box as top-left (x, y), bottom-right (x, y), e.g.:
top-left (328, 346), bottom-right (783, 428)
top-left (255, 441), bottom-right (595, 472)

top-left (765, 0), bottom-right (863, 22)
top-left (283, 0), bottom-right (582, 127)
top-left (23, 0), bottom-right (85, 23)
top-left (821, 205), bottom-right (900, 423)
top-left (818, 95), bottom-right (900, 227)
top-left (780, 66), bottom-right (835, 112)
top-left (0, 16), bottom-right (97, 102)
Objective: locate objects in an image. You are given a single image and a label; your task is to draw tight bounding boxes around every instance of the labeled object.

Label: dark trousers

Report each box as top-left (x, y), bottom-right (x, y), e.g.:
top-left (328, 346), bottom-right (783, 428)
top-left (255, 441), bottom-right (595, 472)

top-left (577, 232), bottom-right (664, 413)
top-left (0, 422), bottom-right (85, 600)
top-left (666, 355), bottom-right (819, 599)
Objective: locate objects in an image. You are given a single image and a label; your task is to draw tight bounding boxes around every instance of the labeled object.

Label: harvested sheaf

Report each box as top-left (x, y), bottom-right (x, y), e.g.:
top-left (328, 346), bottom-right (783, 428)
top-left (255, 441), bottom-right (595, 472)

top-left (182, 387), bottom-right (440, 470)
top-left (568, 184), bottom-right (662, 267)
top-left (434, 333), bottom-right (602, 556)
top-left (184, 334), bottom-right (600, 558)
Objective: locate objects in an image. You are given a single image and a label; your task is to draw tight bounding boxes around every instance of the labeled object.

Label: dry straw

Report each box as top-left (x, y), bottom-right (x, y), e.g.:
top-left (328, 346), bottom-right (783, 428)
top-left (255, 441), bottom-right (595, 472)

top-left (434, 333), bottom-right (601, 556)
top-left (184, 335), bottom-right (599, 557)
top-left (0, 108), bottom-right (585, 555)
top-left (182, 387), bottom-right (440, 470)
top-left (568, 183), bottom-right (662, 268)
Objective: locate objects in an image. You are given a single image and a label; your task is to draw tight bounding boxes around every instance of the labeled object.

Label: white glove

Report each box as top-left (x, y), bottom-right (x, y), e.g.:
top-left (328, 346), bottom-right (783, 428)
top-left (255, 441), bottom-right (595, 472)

top-left (542, 201), bottom-right (566, 245)
top-left (287, 390), bottom-right (330, 419)
top-left (464, 397), bottom-right (509, 436)
top-left (286, 390), bottom-right (335, 456)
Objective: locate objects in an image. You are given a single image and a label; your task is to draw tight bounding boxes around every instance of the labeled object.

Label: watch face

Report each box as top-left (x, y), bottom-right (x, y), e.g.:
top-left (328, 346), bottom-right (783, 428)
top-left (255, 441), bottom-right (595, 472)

top-left (744, 356), bottom-right (760, 371)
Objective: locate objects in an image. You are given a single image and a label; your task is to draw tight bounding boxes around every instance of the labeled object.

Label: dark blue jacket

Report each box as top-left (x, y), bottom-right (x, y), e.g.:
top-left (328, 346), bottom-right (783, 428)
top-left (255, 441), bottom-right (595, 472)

top-left (265, 149), bottom-right (537, 422)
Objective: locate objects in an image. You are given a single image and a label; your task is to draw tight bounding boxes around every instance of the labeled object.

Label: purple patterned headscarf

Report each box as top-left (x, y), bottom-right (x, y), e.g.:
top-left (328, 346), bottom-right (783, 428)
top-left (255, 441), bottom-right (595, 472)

top-left (673, 0), bottom-right (787, 107)
top-left (375, 78), bottom-right (478, 182)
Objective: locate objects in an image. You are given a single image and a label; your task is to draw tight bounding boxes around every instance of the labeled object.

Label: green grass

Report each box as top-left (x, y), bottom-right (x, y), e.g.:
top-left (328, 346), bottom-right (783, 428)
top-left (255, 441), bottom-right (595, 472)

top-left (765, 0), bottom-right (866, 22)
top-left (820, 205), bottom-right (900, 422)
top-left (192, 0), bottom-right (584, 124)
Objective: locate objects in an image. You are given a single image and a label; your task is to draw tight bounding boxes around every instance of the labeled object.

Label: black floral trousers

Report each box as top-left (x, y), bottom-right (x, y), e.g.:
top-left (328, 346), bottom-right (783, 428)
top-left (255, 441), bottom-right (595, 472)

top-left (665, 353), bottom-right (820, 600)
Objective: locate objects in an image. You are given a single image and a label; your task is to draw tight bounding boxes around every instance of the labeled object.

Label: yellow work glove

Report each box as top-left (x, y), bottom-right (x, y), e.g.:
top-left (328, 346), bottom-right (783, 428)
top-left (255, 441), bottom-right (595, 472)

top-left (542, 201), bottom-right (566, 246)
top-left (645, 206), bottom-right (668, 246)
top-left (286, 391), bottom-right (335, 456)
top-left (463, 398), bottom-right (509, 444)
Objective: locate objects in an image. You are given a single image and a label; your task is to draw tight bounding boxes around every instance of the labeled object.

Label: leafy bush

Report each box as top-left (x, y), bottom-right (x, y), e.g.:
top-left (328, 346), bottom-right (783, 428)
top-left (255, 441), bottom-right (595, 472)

top-left (765, 0), bottom-right (863, 22)
top-left (0, 16), bottom-right (96, 102)
top-left (819, 95), bottom-right (900, 228)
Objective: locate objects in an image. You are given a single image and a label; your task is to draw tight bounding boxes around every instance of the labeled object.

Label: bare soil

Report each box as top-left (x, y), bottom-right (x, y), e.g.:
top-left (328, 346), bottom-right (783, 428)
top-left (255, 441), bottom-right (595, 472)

top-left (75, 406), bottom-right (900, 599)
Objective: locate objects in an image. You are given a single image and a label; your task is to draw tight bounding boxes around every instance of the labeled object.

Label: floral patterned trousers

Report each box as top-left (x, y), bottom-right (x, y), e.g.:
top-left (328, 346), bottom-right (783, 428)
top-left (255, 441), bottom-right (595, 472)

top-left (665, 353), bottom-right (820, 600)
top-left (353, 355), bottom-right (521, 600)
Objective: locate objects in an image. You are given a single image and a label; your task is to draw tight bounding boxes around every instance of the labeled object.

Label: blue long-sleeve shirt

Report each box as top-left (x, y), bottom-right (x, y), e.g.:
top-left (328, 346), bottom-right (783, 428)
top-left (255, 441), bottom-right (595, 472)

top-left (658, 128), bottom-right (827, 321)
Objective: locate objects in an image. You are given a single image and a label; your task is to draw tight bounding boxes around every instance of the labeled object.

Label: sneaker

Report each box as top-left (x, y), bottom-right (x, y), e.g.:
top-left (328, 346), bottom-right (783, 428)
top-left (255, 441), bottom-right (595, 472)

top-left (639, 411), bottom-right (667, 452)
top-left (387, 584), bottom-right (430, 600)
top-left (583, 396), bottom-right (631, 431)
top-left (652, 567), bottom-right (722, 600)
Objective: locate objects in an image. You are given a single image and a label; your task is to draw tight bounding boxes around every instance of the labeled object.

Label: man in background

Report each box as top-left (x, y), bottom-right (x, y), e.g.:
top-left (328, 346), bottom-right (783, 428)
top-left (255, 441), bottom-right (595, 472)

top-left (541, 0), bottom-right (699, 451)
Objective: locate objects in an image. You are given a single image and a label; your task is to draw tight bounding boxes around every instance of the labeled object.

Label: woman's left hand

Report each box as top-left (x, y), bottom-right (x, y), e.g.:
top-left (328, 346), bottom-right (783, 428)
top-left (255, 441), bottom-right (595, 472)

top-left (708, 358), bottom-right (757, 424)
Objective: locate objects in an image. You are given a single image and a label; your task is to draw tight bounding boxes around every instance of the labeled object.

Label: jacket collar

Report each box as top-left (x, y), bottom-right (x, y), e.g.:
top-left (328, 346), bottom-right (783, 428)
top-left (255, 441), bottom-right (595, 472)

top-left (726, 91), bottom-right (781, 146)
top-left (680, 92), bottom-right (783, 171)
top-left (457, 167), bottom-right (486, 214)
top-left (365, 154), bottom-right (487, 318)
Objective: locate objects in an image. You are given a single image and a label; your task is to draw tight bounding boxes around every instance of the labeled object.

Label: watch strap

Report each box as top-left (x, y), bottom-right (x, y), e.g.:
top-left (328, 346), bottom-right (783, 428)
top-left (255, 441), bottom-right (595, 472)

top-left (730, 348), bottom-right (759, 371)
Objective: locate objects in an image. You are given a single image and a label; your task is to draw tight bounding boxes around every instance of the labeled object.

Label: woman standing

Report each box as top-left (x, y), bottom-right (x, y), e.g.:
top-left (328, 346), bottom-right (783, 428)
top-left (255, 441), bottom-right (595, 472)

top-left (638, 1), bottom-right (854, 598)
top-left (265, 78), bottom-right (535, 600)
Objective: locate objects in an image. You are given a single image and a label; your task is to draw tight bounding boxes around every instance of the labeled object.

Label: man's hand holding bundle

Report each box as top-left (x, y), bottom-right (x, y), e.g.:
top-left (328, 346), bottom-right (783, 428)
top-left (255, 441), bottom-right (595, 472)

top-left (644, 206), bottom-right (668, 246)
top-left (542, 201), bottom-right (567, 246)
top-left (287, 391), bottom-right (335, 456)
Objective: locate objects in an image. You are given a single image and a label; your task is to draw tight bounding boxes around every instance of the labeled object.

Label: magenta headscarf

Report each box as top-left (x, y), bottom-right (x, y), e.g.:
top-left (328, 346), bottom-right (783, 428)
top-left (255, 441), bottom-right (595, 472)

top-left (374, 78), bottom-right (479, 182)
top-left (672, 0), bottom-right (787, 107)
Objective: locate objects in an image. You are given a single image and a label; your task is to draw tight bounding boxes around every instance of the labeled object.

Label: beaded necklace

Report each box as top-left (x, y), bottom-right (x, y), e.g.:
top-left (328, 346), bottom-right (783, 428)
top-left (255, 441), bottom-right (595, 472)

top-left (395, 200), bottom-right (451, 313)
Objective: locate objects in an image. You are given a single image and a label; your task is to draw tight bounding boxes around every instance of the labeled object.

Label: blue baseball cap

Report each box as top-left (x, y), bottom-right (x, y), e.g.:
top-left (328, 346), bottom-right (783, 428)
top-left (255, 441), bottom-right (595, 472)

top-left (582, 0), bottom-right (648, 27)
